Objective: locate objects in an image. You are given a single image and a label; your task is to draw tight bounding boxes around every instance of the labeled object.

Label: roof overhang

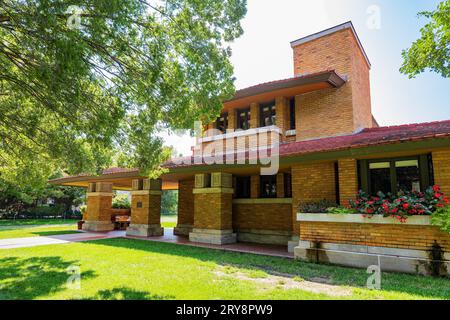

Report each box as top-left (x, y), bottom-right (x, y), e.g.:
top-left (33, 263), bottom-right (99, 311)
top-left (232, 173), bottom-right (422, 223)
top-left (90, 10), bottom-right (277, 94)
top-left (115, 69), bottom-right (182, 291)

top-left (223, 70), bottom-right (346, 110)
top-left (49, 170), bottom-right (179, 191)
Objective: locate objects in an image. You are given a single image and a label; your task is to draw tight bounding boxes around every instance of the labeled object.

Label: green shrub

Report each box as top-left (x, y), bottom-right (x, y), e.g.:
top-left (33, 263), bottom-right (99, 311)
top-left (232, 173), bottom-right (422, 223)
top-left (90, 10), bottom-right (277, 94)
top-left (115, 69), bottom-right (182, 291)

top-left (112, 194), bottom-right (131, 209)
top-left (432, 206), bottom-right (450, 234)
top-left (326, 206), bottom-right (358, 214)
top-left (298, 200), bottom-right (338, 213)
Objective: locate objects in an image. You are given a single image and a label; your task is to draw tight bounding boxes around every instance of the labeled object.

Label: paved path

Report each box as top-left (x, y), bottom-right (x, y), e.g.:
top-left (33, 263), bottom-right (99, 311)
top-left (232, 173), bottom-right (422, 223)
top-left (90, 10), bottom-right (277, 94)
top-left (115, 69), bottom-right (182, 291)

top-left (0, 230), bottom-right (125, 249)
top-left (0, 228), bottom-right (293, 259)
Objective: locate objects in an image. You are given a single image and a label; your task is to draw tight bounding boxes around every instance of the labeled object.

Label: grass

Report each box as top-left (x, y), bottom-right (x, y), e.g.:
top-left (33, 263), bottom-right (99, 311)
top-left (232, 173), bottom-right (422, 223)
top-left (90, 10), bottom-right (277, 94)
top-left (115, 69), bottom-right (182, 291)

top-left (0, 238), bottom-right (448, 300)
top-left (161, 215), bottom-right (177, 228)
top-left (0, 219), bottom-right (79, 227)
top-left (0, 225), bottom-right (79, 240)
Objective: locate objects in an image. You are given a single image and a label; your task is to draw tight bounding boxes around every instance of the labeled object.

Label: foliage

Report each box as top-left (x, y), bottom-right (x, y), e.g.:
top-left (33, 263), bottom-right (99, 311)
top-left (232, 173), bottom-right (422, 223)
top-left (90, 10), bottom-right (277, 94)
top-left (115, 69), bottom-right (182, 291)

top-left (350, 186), bottom-right (449, 222)
top-left (112, 194), bottom-right (131, 209)
top-left (326, 207), bottom-right (358, 214)
top-left (0, 0), bottom-right (247, 183)
top-left (161, 190), bottom-right (178, 215)
top-left (432, 205), bottom-right (450, 233)
top-left (400, 0), bottom-right (450, 78)
top-left (298, 200), bottom-right (338, 213)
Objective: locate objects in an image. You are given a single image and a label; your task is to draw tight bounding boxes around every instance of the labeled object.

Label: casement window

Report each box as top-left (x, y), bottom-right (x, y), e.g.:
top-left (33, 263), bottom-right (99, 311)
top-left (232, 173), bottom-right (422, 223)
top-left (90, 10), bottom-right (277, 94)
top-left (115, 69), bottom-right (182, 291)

top-left (259, 102), bottom-right (276, 127)
top-left (215, 113), bottom-right (228, 134)
top-left (236, 108), bottom-right (251, 130)
top-left (235, 176), bottom-right (251, 199)
top-left (289, 98), bottom-right (296, 130)
top-left (260, 175), bottom-right (277, 198)
top-left (358, 154), bottom-right (434, 196)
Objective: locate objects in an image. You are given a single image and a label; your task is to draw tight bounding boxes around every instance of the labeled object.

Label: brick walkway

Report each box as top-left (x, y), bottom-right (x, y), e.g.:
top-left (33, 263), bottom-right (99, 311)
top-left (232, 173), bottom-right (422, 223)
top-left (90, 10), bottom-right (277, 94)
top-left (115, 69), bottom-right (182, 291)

top-left (0, 228), bottom-right (294, 259)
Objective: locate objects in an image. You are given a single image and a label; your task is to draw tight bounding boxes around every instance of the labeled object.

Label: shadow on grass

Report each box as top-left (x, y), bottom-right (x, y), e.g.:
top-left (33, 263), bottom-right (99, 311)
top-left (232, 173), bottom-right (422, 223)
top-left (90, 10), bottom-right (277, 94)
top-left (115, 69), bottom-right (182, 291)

top-left (87, 238), bottom-right (450, 300)
top-left (0, 256), bottom-right (96, 300)
top-left (85, 287), bottom-right (175, 300)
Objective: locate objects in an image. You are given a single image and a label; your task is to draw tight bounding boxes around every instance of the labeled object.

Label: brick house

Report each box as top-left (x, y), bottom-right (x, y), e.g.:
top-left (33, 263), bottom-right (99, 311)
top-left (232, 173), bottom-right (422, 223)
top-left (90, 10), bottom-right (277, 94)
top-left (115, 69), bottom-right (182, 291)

top-left (51, 22), bottom-right (450, 275)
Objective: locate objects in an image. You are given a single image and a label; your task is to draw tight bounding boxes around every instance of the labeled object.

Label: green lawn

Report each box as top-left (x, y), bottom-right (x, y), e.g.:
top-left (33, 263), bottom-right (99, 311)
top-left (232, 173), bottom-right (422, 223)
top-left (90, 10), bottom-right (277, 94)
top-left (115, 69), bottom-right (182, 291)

top-left (0, 238), bottom-right (448, 300)
top-left (0, 225), bottom-right (79, 240)
top-left (161, 215), bottom-right (177, 228)
top-left (0, 219), bottom-right (79, 226)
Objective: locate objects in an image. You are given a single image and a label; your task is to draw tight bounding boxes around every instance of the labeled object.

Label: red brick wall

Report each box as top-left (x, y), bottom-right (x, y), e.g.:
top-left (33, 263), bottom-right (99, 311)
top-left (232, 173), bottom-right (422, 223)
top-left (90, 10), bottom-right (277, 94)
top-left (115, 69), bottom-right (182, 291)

top-left (233, 203), bottom-right (292, 232)
top-left (300, 221), bottom-right (450, 252)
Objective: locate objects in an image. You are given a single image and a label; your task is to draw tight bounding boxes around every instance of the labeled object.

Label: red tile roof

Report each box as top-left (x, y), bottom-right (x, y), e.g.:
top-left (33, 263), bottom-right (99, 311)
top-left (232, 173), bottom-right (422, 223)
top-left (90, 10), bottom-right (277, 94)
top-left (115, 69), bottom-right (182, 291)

top-left (163, 120), bottom-right (450, 169)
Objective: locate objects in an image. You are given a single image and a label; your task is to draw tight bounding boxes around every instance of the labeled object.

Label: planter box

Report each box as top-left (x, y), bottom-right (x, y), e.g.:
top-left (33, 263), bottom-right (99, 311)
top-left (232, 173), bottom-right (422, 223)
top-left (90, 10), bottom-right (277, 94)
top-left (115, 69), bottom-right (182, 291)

top-left (297, 213), bottom-right (431, 225)
top-left (294, 213), bottom-right (450, 277)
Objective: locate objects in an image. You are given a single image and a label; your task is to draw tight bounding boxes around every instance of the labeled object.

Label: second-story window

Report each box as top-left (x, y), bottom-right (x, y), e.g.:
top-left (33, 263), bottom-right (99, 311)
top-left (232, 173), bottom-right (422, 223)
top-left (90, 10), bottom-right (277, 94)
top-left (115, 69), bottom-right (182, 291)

top-left (237, 108), bottom-right (251, 130)
top-left (215, 113), bottom-right (228, 134)
top-left (260, 102), bottom-right (276, 127)
top-left (289, 98), bottom-right (296, 130)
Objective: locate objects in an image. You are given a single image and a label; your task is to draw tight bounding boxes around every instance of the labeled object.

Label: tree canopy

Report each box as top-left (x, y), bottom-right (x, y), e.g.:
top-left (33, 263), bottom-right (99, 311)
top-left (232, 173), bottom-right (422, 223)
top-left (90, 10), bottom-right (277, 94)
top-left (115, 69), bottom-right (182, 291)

top-left (400, 0), bottom-right (450, 78)
top-left (0, 0), bottom-right (247, 188)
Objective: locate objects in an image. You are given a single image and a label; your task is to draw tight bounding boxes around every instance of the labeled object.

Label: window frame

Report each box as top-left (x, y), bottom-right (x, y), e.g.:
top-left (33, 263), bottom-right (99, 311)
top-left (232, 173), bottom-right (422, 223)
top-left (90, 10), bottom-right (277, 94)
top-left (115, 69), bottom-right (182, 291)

top-left (289, 97), bottom-right (296, 130)
top-left (259, 101), bottom-right (276, 128)
top-left (236, 107), bottom-right (251, 130)
top-left (359, 154), bottom-right (432, 195)
top-left (260, 175), bottom-right (277, 199)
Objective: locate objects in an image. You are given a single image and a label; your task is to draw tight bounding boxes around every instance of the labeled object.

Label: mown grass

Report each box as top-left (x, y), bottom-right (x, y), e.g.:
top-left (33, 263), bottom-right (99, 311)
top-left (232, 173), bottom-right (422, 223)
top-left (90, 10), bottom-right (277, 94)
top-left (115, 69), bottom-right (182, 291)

top-left (0, 225), bottom-right (79, 240)
top-left (0, 238), bottom-right (448, 300)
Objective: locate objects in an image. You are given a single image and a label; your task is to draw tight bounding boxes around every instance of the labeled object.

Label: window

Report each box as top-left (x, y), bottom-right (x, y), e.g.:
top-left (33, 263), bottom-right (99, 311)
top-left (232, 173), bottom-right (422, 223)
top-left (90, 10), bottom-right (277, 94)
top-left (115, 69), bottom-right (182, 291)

top-left (289, 98), bottom-right (296, 130)
top-left (260, 102), bottom-right (276, 127)
top-left (359, 155), bottom-right (432, 195)
top-left (236, 108), bottom-right (251, 130)
top-left (215, 113), bottom-right (228, 134)
top-left (260, 175), bottom-right (277, 198)
top-left (235, 176), bottom-right (251, 199)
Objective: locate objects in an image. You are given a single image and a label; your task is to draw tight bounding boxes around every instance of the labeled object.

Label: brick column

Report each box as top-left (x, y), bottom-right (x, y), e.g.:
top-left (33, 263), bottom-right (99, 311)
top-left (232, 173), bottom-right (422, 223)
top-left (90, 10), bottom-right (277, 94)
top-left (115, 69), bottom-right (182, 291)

top-left (189, 173), bottom-right (236, 245)
top-left (338, 158), bottom-right (358, 207)
top-left (250, 175), bottom-right (260, 198)
top-left (275, 96), bottom-right (289, 134)
top-left (432, 149), bottom-right (450, 196)
top-left (126, 179), bottom-right (164, 237)
top-left (250, 102), bottom-right (259, 128)
top-left (276, 173), bottom-right (285, 198)
top-left (83, 182), bottom-right (114, 232)
top-left (174, 179), bottom-right (195, 236)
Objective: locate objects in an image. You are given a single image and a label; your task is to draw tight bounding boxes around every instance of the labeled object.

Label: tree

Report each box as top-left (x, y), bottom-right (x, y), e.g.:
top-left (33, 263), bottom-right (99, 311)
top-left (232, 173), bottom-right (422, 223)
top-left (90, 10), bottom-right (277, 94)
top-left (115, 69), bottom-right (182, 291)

top-left (400, 0), bottom-right (450, 78)
top-left (161, 190), bottom-right (178, 215)
top-left (0, 0), bottom-right (247, 186)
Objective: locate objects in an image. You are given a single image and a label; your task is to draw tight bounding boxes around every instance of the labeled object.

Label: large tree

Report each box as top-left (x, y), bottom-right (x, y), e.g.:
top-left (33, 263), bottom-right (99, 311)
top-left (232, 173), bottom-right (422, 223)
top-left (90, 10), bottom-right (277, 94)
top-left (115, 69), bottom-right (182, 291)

top-left (401, 0), bottom-right (450, 78)
top-left (0, 0), bottom-right (247, 186)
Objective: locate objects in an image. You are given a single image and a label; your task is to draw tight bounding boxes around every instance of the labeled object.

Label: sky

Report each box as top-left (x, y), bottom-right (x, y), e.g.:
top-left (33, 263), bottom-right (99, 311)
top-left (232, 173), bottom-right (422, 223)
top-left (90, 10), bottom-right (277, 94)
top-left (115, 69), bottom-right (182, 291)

top-left (162, 0), bottom-right (450, 156)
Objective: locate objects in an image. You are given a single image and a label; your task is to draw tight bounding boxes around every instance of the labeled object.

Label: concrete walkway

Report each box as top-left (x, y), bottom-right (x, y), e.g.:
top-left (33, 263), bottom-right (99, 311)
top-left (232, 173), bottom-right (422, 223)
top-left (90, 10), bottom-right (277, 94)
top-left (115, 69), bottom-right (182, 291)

top-left (0, 230), bottom-right (124, 249)
top-left (0, 228), bottom-right (293, 259)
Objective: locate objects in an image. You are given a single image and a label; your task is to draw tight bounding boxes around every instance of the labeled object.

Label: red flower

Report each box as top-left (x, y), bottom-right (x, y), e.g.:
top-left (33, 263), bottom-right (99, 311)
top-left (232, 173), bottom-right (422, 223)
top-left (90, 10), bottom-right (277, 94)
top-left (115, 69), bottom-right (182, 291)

top-left (433, 185), bottom-right (440, 192)
top-left (435, 193), bottom-right (442, 199)
top-left (402, 203), bottom-right (409, 209)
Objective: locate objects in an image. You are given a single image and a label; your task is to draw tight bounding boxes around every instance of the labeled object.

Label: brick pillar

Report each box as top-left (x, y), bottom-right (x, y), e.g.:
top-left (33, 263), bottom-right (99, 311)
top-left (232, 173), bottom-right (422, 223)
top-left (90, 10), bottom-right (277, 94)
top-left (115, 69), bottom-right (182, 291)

top-left (275, 96), bottom-right (288, 134)
top-left (126, 179), bottom-right (164, 237)
top-left (432, 149), bottom-right (450, 196)
top-left (276, 173), bottom-right (285, 198)
top-left (174, 179), bottom-right (195, 236)
top-left (250, 102), bottom-right (259, 128)
top-left (189, 173), bottom-right (236, 245)
top-left (338, 158), bottom-right (358, 207)
top-left (83, 182), bottom-right (114, 232)
top-left (250, 175), bottom-right (260, 198)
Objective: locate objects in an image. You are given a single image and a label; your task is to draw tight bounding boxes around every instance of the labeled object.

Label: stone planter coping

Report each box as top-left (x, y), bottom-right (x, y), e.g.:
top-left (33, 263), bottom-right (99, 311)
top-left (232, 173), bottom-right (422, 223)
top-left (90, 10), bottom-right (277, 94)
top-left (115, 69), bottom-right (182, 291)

top-left (297, 213), bottom-right (431, 226)
top-left (233, 198), bottom-right (292, 205)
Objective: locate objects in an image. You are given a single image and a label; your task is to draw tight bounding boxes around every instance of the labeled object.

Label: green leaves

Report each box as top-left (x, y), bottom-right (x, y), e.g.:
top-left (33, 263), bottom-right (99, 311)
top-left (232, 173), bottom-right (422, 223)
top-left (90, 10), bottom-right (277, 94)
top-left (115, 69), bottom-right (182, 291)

top-left (400, 0), bottom-right (450, 78)
top-left (0, 0), bottom-right (247, 185)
